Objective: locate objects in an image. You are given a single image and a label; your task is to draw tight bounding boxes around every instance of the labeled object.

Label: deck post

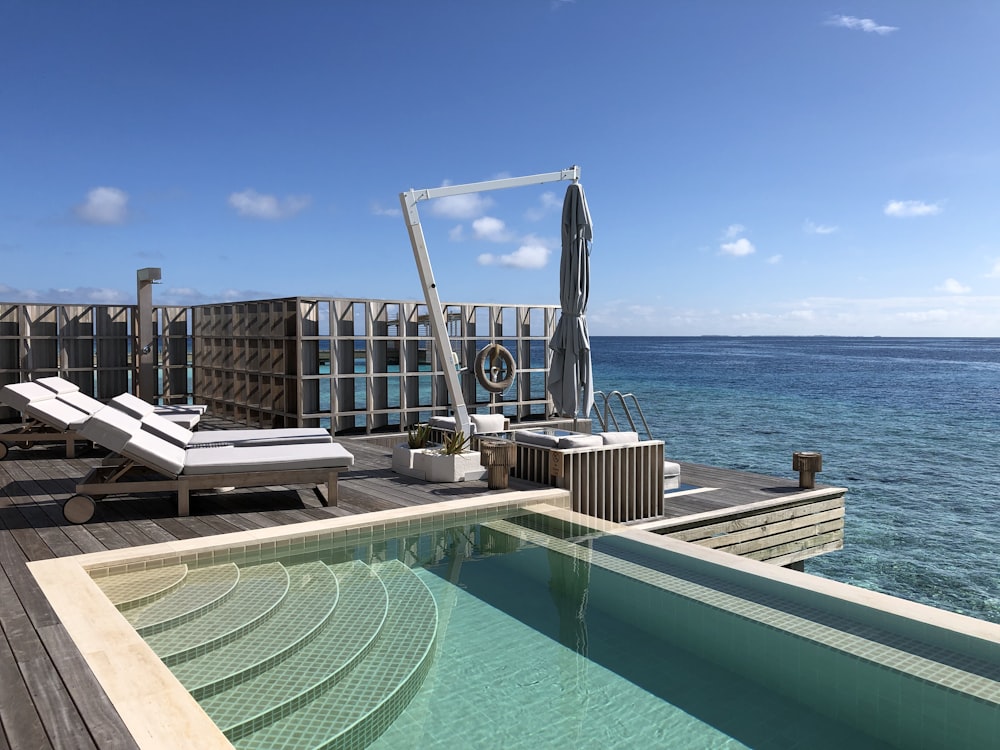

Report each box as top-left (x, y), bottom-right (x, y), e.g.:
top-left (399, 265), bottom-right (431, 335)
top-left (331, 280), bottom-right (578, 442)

top-left (792, 451), bottom-right (823, 489)
top-left (136, 267), bottom-right (161, 402)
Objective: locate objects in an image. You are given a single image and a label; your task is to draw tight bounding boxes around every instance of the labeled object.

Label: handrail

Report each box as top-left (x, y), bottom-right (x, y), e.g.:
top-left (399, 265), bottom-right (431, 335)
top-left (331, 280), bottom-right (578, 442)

top-left (591, 390), bottom-right (654, 441)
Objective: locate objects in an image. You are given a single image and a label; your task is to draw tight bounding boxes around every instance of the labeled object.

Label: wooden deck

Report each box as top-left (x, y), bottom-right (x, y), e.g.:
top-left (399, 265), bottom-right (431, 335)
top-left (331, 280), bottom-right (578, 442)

top-left (0, 420), bottom-right (843, 749)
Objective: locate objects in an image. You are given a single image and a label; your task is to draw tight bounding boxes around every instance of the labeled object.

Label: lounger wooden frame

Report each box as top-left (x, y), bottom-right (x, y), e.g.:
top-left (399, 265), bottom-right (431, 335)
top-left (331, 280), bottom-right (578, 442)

top-left (75, 456), bottom-right (343, 517)
top-left (0, 421), bottom-right (85, 459)
top-left (512, 439), bottom-right (665, 523)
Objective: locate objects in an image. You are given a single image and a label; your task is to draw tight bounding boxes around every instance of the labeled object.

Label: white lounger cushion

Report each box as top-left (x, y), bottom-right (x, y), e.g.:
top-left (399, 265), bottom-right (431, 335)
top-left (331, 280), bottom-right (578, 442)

top-left (557, 433), bottom-right (603, 448)
top-left (186, 429), bottom-right (332, 448)
top-left (111, 393), bottom-right (200, 430)
top-left (25, 398), bottom-right (91, 431)
top-left (36, 376), bottom-right (79, 395)
top-left (183, 441), bottom-right (354, 475)
top-left (78, 406), bottom-right (142, 454)
top-left (513, 429), bottom-right (603, 449)
top-left (1, 382), bottom-right (55, 412)
top-left (58, 390), bottom-right (104, 415)
top-left (122, 427), bottom-right (353, 478)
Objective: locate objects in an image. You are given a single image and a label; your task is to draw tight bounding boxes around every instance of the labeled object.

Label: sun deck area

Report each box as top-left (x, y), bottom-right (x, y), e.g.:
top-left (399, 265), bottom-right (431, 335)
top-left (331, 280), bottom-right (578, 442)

top-left (0, 412), bottom-right (849, 749)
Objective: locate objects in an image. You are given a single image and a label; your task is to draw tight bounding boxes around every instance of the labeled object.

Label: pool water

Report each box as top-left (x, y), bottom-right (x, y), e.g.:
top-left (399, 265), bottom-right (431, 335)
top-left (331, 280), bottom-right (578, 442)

top-left (91, 507), bottom-right (1000, 750)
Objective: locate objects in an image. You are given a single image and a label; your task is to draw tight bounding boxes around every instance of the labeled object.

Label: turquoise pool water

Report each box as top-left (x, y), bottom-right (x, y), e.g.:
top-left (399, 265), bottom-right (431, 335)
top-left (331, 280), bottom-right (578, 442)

top-left (93, 507), bottom-right (1000, 749)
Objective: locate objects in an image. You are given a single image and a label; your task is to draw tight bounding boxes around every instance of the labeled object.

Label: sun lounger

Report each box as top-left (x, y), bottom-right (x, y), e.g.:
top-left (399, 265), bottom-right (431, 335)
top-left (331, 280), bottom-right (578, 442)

top-left (37, 377), bottom-right (205, 429)
top-left (65, 405), bottom-right (354, 523)
top-left (0, 381), bottom-right (93, 458)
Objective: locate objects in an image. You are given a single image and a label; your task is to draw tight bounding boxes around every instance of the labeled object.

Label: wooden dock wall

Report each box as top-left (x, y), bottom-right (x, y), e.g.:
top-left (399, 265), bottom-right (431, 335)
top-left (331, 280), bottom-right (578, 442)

top-left (635, 488), bottom-right (846, 566)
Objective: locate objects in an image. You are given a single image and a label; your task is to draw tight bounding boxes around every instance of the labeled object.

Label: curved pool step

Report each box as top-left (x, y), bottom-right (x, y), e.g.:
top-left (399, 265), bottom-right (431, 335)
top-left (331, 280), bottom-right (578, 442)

top-left (144, 563), bottom-right (290, 666)
top-left (234, 560), bottom-right (438, 750)
top-left (172, 561), bottom-right (340, 700)
top-left (201, 560), bottom-right (389, 741)
top-left (125, 563), bottom-right (240, 636)
top-left (93, 564), bottom-right (188, 610)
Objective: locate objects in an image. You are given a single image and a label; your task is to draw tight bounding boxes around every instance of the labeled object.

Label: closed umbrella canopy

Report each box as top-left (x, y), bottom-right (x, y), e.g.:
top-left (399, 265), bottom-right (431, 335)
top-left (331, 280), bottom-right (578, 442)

top-left (548, 182), bottom-right (594, 418)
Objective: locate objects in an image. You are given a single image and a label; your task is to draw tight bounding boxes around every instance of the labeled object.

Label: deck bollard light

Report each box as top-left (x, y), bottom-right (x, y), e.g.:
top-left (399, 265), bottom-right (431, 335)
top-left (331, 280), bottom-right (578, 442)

top-left (792, 451), bottom-right (823, 489)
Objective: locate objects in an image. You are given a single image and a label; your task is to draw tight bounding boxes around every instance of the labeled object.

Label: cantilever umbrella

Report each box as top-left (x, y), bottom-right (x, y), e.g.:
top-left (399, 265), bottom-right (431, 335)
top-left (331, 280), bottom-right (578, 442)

top-left (548, 181), bottom-right (594, 420)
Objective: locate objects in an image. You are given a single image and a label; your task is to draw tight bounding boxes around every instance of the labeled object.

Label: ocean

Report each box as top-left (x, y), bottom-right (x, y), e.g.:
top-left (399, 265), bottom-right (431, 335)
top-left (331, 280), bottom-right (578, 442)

top-left (589, 336), bottom-right (1000, 625)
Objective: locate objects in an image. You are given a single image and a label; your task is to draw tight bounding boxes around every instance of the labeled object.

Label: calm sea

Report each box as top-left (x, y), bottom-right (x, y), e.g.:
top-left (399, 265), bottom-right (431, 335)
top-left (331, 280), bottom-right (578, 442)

top-left (590, 336), bottom-right (1000, 624)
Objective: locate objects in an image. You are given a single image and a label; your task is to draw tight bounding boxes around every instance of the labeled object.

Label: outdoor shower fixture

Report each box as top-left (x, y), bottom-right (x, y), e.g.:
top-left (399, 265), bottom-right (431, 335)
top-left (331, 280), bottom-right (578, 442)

top-left (399, 166), bottom-right (580, 437)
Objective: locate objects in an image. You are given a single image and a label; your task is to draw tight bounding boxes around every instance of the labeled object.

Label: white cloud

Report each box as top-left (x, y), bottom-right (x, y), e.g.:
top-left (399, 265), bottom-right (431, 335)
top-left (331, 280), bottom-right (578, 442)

top-left (76, 187), bottom-right (129, 225)
top-left (370, 202), bottom-right (400, 217)
top-left (720, 238), bottom-right (756, 257)
top-left (477, 240), bottom-right (551, 269)
top-left (723, 224), bottom-right (745, 240)
top-left (448, 225), bottom-right (465, 241)
top-left (472, 216), bottom-right (511, 242)
top-left (767, 254), bottom-right (782, 264)
top-left (228, 189), bottom-right (311, 220)
top-left (803, 220), bottom-right (838, 235)
top-left (937, 278), bottom-right (971, 294)
top-left (826, 15), bottom-right (898, 35)
top-left (428, 185), bottom-right (493, 219)
top-left (884, 200), bottom-right (942, 218)
top-left (985, 260), bottom-right (1000, 278)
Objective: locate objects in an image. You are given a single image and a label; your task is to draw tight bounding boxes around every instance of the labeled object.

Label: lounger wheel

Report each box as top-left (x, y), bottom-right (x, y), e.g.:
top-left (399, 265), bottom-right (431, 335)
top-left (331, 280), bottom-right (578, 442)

top-left (63, 495), bottom-right (96, 524)
top-left (0, 442), bottom-right (7, 460)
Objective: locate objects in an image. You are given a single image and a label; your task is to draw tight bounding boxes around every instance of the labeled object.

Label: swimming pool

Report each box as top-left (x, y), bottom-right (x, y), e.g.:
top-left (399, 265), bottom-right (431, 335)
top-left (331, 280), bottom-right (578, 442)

top-left (30, 491), bottom-right (1000, 749)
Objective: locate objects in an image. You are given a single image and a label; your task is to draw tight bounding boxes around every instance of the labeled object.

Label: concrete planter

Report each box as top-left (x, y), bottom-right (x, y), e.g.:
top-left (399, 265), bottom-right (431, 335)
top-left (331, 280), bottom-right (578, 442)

top-left (416, 449), bottom-right (485, 483)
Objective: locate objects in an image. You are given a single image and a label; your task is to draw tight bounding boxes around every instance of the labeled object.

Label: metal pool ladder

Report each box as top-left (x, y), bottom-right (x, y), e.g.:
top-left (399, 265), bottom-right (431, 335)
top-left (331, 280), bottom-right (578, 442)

top-left (591, 390), bottom-right (654, 440)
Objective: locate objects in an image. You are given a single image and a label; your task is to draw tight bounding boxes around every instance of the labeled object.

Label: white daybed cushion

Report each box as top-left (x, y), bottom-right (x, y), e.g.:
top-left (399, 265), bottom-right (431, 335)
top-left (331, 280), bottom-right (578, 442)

top-left (601, 431), bottom-right (640, 445)
top-left (663, 461), bottom-right (681, 478)
top-left (78, 406), bottom-right (143, 453)
top-left (428, 416), bottom-right (457, 431)
top-left (186, 428), bottom-right (332, 448)
top-left (512, 430), bottom-right (561, 448)
top-left (36, 376), bottom-right (80, 395)
top-left (182, 441), bottom-right (354, 475)
top-left (58, 391), bottom-right (104, 416)
top-left (470, 414), bottom-right (506, 434)
top-left (557, 433), bottom-right (603, 448)
top-left (24, 398), bottom-right (91, 431)
top-left (1, 382), bottom-right (55, 412)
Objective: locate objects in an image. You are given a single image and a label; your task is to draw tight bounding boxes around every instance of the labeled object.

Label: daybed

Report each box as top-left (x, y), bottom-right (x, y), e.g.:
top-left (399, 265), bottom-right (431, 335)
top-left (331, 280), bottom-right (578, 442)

top-left (511, 429), bottom-right (671, 523)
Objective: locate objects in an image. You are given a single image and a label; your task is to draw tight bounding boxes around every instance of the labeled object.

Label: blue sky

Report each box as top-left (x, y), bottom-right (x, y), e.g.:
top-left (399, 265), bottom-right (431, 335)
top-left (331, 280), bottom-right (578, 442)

top-left (3, 2), bottom-right (999, 336)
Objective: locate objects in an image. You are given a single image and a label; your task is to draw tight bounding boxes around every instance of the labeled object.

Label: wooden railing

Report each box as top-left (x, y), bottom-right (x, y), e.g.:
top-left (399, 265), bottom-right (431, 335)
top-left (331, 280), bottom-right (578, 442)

top-left (0, 296), bottom-right (560, 435)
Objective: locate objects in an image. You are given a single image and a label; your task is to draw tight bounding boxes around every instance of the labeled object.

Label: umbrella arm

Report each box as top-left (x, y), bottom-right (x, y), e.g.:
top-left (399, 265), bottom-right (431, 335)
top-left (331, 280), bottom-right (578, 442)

top-left (400, 166), bottom-right (581, 435)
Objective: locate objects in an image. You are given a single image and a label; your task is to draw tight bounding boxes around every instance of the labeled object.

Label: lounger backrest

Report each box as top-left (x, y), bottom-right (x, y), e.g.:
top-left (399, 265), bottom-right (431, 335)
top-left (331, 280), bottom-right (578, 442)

top-left (139, 412), bottom-right (194, 448)
top-left (36, 377), bottom-right (80, 395)
top-left (0, 382), bottom-right (55, 412)
top-left (57, 391), bottom-right (104, 416)
top-left (77, 406), bottom-right (143, 454)
top-left (122, 428), bottom-right (186, 476)
top-left (24, 397), bottom-right (91, 431)
top-left (109, 392), bottom-right (156, 419)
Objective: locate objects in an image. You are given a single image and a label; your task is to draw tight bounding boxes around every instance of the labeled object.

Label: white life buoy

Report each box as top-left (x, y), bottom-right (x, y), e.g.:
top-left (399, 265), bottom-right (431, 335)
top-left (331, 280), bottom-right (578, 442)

top-left (474, 343), bottom-right (516, 393)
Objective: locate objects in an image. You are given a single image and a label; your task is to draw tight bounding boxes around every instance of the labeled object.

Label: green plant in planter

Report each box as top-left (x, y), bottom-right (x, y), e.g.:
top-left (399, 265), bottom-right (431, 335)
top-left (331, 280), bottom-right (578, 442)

top-left (407, 423), bottom-right (431, 449)
top-left (441, 430), bottom-right (470, 455)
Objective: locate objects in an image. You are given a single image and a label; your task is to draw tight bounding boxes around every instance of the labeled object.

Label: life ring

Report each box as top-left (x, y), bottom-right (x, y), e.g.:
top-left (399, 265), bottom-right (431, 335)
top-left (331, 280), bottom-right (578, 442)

top-left (474, 343), bottom-right (516, 393)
